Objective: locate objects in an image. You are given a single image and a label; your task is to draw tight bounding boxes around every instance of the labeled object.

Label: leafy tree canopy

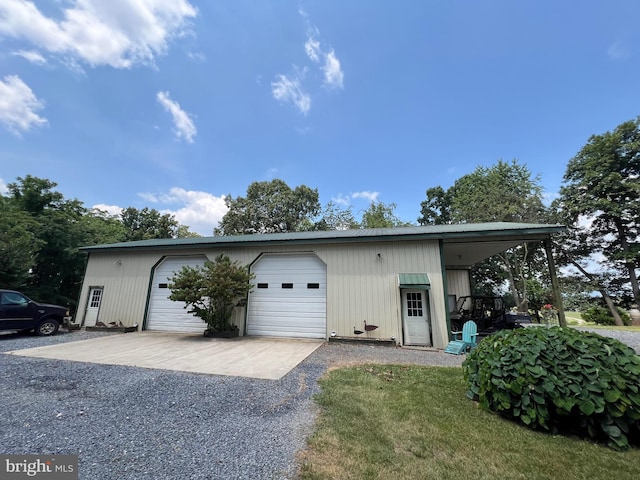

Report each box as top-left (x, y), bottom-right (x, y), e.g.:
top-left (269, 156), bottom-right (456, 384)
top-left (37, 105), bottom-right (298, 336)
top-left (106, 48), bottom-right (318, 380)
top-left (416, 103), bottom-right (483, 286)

top-left (215, 179), bottom-right (320, 235)
top-left (360, 201), bottom-right (414, 228)
top-left (0, 176), bottom-right (197, 307)
top-left (120, 207), bottom-right (198, 241)
top-left (418, 159), bottom-right (545, 225)
top-left (555, 117), bottom-right (640, 307)
top-left (417, 160), bottom-right (548, 311)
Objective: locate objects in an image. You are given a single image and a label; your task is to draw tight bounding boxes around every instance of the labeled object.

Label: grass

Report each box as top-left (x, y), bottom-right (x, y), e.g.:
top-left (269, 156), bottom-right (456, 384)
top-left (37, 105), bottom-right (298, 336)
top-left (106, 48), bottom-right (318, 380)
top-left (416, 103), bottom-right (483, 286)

top-left (299, 365), bottom-right (640, 480)
top-left (576, 324), bottom-right (640, 332)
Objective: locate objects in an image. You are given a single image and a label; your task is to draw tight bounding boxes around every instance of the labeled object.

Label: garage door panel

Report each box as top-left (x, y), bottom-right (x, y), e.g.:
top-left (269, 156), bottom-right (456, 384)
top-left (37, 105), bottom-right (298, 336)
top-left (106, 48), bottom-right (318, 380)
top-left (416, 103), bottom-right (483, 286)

top-left (247, 254), bottom-right (326, 339)
top-left (147, 256), bottom-right (208, 333)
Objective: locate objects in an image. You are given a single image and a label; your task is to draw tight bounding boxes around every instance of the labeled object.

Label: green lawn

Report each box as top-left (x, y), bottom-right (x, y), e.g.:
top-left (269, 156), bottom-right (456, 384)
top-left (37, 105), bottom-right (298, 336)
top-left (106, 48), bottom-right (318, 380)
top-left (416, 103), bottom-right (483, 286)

top-left (576, 324), bottom-right (640, 332)
top-left (299, 365), bottom-right (639, 480)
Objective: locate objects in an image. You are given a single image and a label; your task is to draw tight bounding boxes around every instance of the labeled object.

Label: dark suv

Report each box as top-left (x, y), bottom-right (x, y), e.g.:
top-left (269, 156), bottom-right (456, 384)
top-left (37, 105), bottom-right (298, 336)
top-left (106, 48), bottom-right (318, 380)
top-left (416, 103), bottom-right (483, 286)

top-left (0, 289), bottom-right (69, 336)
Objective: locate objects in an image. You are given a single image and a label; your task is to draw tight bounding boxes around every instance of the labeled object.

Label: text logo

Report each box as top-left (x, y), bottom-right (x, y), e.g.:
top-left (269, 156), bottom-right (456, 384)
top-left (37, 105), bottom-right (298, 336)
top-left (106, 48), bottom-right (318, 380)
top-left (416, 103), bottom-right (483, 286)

top-left (1, 455), bottom-right (78, 479)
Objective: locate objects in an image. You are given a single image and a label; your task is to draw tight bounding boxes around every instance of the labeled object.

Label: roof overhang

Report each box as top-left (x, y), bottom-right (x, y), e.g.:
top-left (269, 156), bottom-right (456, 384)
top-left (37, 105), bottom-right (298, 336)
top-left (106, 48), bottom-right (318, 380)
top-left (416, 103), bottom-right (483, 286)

top-left (398, 273), bottom-right (431, 289)
top-left (441, 231), bottom-right (558, 268)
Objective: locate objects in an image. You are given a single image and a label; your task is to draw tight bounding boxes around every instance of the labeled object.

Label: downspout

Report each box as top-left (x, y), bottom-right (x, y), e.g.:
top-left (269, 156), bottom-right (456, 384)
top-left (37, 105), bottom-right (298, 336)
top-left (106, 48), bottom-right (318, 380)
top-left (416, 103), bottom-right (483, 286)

top-left (543, 239), bottom-right (566, 327)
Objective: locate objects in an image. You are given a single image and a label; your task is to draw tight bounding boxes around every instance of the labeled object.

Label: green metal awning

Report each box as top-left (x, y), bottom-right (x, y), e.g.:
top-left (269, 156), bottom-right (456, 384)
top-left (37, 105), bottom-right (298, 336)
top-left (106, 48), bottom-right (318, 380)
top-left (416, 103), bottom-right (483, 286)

top-left (398, 273), bottom-right (430, 289)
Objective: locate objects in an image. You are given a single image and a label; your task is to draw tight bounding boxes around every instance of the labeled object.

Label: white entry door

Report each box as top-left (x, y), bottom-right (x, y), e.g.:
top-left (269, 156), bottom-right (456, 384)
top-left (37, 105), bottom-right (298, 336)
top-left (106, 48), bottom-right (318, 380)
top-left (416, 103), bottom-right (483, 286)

top-left (402, 289), bottom-right (431, 346)
top-left (84, 287), bottom-right (103, 327)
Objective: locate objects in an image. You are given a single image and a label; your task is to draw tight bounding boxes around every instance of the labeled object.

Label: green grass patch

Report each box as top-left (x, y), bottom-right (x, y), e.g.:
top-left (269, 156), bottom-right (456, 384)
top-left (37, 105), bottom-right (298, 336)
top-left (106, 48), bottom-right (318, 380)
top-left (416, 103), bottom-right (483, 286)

top-left (576, 324), bottom-right (640, 332)
top-left (299, 365), bottom-right (640, 480)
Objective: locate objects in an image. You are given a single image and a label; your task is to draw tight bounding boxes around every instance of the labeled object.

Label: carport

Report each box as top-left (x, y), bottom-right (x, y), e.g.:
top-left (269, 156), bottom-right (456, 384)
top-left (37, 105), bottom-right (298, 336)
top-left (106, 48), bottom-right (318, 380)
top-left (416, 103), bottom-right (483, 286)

top-left (6, 332), bottom-right (324, 380)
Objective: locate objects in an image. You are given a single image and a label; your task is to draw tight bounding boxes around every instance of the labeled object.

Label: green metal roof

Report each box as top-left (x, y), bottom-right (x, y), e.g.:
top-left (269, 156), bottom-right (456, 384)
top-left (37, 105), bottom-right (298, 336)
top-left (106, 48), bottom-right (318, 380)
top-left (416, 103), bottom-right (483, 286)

top-left (80, 222), bottom-right (565, 252)
top-left (398, 273), bottom-right (431, 289)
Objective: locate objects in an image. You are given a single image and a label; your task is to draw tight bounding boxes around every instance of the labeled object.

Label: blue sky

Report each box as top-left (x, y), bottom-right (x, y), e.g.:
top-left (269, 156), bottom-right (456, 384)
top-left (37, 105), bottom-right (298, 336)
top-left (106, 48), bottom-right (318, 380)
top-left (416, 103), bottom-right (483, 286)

top-left (1, 1), bottom-right (638, 235)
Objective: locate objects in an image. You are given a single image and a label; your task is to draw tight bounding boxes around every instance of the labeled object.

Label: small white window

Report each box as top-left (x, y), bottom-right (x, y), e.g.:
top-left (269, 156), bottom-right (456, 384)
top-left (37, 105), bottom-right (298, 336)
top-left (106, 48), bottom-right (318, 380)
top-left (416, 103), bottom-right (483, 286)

top-left (90, 289), bottom-right (103, 308)
top-left (406, 292), bottom-right (423, 317)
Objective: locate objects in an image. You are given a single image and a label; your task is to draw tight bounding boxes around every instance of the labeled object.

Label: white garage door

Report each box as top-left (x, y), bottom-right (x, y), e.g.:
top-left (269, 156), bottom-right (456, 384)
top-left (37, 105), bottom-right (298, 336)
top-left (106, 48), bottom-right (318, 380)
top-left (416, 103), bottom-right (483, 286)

top-left (147, 256), bottom-right (208, 333)
top-left (247, 253), bottom-right (326, 339)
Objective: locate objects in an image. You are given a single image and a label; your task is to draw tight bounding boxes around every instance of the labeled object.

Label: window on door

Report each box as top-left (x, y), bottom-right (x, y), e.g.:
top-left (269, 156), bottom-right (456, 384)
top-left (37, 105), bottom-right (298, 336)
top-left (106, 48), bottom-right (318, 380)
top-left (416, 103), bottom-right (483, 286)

top-left (90, 288), bottom-right (103, 308)
top-left (406, 292), bottom-right (424, 316)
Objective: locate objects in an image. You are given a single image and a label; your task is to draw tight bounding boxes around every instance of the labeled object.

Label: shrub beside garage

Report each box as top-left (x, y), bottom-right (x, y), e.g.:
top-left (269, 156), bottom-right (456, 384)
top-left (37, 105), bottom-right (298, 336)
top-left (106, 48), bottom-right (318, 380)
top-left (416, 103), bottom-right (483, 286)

top-left (463, 327), bottom-right (640, 450)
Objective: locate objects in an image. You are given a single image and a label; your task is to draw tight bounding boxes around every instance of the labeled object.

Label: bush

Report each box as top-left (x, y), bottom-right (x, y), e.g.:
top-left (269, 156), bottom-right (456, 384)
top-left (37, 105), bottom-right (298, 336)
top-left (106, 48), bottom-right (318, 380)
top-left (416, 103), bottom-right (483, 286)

top-left (169, 254), bottom-right (254, 334)
top-left (582, 305), bottom-right (631, 326)
top-left (463, 327), bottom-right (640, 450)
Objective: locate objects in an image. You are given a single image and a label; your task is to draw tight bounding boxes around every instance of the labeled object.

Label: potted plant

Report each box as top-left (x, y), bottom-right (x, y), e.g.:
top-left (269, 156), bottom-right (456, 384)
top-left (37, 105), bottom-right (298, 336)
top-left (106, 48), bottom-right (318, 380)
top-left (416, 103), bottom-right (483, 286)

top-left (169, 254), bottom-right (254, 337)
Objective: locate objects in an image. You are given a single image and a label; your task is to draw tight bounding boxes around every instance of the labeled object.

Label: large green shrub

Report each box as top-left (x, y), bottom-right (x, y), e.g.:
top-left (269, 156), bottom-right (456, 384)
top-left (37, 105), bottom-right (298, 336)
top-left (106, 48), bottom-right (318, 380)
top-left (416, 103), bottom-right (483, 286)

top-left (582, 305), bottom-right (631, 326)
top-left (463, 327), bottom-right (640, 450)
top-left (169, 254), bottom-right (254, 334)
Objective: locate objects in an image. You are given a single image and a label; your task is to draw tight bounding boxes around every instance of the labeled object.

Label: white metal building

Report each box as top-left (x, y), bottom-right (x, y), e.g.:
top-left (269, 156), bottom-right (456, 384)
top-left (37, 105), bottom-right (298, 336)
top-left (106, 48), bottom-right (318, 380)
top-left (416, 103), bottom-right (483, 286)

top-left (75, 223), bottom-right (564, 349)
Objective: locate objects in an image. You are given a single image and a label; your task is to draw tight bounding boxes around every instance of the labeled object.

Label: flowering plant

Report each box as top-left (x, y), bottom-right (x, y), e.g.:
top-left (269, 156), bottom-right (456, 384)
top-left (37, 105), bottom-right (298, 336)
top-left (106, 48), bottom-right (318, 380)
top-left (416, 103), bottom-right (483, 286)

top-left (541, 304), bottom-right (557, 325)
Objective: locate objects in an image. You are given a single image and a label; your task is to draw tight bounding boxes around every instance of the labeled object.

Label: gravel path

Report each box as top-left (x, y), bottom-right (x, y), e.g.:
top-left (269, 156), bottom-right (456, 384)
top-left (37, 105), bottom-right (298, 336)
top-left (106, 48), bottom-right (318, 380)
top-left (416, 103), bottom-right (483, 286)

top-left (1, 328), bottom-right (638, 479)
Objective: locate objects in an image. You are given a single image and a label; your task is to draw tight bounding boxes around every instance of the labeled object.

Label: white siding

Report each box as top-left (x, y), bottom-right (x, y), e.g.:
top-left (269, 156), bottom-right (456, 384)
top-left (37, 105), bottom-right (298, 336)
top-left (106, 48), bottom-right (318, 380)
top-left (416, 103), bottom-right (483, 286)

top-left (446, 269), bottom-right (472, 311)
top-left (446, 269), bottom-right (471, 297)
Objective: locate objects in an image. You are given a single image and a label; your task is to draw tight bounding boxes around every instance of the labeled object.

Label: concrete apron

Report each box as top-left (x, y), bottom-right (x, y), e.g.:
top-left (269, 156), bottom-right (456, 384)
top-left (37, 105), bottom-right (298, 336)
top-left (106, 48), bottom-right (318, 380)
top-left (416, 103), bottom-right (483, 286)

top-left (6, 332), bottom-right (324, 380)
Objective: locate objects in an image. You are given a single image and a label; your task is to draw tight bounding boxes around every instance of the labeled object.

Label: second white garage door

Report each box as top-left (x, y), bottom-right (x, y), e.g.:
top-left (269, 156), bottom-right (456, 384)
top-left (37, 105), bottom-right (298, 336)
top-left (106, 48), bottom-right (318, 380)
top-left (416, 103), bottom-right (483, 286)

top-left (247, 253), bottom-right (327, 339)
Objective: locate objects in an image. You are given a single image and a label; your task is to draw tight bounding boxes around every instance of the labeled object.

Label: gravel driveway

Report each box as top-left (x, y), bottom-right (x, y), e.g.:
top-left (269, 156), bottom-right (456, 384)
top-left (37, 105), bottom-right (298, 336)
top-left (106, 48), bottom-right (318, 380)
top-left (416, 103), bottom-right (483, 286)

top-left (1, 328), bottom-right (638, 479)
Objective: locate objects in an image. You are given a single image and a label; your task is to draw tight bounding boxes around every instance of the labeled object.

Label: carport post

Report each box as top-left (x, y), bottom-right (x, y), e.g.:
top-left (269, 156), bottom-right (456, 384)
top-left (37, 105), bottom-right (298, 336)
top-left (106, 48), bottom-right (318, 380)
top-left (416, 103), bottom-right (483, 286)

top-left (544, 239), bottom-right (566, 327)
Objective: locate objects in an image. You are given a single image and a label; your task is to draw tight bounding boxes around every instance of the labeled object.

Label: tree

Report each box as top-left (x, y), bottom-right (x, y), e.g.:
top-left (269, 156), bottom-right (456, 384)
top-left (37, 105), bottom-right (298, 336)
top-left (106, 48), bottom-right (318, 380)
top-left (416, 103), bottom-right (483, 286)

top-left (555, 117), bottom-right (640, 311)
top-left (310, 201), bottom-right (359, 231)
top-left (418, 160), bottom-right (548, 311)
top-left (360, 201), bottom-right (413, 228)
top-left (215, 179), bottom-right (320, 235)
top-left (7, 175), bottom-right (64, 215)
top-left (169, 254), bottom-right (255, 335)
top-left (5, 176), bottom-right (89, 305)
top-left (0, 197), bottom-right (41, 288)
top-left (120, 207), bottom-right (196, 241)
top-left (418, 186), bottom-right (453, 225)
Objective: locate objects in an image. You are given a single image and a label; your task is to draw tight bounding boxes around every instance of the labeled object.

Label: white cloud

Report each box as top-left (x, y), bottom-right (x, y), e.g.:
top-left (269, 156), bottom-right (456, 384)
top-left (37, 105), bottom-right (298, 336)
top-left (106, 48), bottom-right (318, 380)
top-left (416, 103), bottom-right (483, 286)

top-left (0, 75), bottom-right (47, 135)
top-left (12, 49), bottom-right (47, 65)
top-left (352, 191), bottom-right (380, 203)
top-left (322, 49), bottom-right (344, 89)
top-left (607, 41), bottom-right (630, 61)
top-left (265, 168), bottom-right (279, 179)
top-left (0, 177), bottom-right (8, 195)
top-left (138, 187), bottom-right (228, 235)
top-left (271, 70), bottom-right (311, 115)
top-left (94, 188), bottom-right (228, 236)
top-left (92, 204), bottom-right (122, 216)
top-left (187, 51), bottom-right (206, 62)
top-left (272, 11), bottom-right (344, 115)
top-left (156, 91), bottom-right (197, 143)
top-left (0, 0), bottom-right (197, 69)
top-left (331, 194), bottom-right (351, 206)
top-left (138, 192), bottom-right (159, 203)
top-left (304, 34), bottom-right (321, 62)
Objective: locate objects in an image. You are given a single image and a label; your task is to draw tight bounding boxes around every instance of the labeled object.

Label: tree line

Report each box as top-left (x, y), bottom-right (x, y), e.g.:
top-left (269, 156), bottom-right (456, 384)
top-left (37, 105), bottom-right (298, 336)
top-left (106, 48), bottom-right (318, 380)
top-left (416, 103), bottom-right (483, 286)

top-left (1, 117), bottom-right (638, 321)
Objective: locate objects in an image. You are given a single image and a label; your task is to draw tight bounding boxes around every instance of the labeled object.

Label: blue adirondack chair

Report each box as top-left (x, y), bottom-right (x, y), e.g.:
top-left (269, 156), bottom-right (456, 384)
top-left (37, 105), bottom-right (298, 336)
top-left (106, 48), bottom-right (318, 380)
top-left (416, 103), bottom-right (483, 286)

top-left (444, 321), bottom-right (479, 355)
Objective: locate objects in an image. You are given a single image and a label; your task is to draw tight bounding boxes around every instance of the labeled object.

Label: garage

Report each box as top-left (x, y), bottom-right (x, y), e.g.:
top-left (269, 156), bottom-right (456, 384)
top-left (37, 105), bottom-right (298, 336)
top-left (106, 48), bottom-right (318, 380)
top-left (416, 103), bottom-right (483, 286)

top-left (247, 253), bottom-right (327, 339)
top-left (146, 255), bottom-right (208, 333)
